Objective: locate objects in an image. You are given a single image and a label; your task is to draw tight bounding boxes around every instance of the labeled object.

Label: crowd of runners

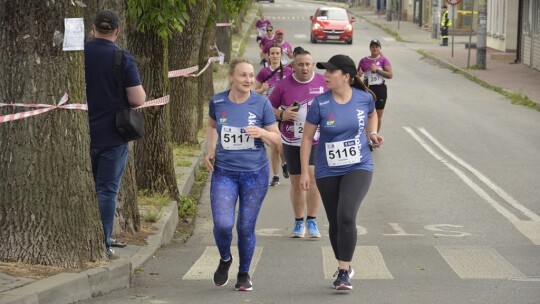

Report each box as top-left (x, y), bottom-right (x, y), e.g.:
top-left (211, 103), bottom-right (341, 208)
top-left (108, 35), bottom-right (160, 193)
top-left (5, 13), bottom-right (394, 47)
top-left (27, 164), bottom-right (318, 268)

top-left (203, 11), bottom-right (392, 292)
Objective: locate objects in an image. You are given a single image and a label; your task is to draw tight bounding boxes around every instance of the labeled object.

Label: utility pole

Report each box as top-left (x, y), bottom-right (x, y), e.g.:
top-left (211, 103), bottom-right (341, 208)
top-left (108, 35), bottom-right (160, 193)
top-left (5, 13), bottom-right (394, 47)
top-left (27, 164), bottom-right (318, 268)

top-left (476, 0), bottom-right (487, 69)
top-left (431, 0), bottom-right (440, 38)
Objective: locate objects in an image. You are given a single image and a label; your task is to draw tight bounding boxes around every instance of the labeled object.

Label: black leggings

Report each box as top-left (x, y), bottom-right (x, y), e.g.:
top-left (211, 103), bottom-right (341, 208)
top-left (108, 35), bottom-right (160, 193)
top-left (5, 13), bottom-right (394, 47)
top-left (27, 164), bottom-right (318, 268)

top-left (316, 170), bottom-right (372, 262)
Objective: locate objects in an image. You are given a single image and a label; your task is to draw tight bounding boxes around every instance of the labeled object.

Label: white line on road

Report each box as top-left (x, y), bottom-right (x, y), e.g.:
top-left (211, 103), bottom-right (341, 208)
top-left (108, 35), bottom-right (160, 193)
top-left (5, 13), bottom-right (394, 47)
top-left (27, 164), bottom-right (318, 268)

top-left (322, 246), bottom-right (394, 279)
top-left (436, 246), bottom-right (525, 279)
top-left (418, 127), bottom-right (540, 221)
top-left (182, 246), bottom-right (263, 280)
top-left (404, 127), bottom-right (540, 245)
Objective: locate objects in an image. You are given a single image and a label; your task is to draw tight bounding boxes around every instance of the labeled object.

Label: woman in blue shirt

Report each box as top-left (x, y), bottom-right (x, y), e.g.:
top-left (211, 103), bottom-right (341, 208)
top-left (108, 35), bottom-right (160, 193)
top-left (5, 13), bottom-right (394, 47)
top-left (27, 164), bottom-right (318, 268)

top-left (204, 58), bottom-right (281, 291)
top-left (299, 55), bottom-right (384, 291)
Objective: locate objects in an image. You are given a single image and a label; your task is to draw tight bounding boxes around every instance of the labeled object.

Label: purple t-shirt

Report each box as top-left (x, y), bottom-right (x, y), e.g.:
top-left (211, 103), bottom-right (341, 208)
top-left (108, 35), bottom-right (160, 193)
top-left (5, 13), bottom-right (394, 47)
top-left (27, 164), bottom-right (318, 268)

top-left (255, 65), bottom-right (293, 96)
top-left (269, 73), bottom-right (328, 146)
top-left (260, 35), bottom-right (276, 50)
top-left (255, 19), bottom-right (272, 37)
top-left (263, 41), bottom-right (293, 65)
top-left (357, 55), bottom-right (391, 86)
top-left (306, 88), bottom-right (375, 179)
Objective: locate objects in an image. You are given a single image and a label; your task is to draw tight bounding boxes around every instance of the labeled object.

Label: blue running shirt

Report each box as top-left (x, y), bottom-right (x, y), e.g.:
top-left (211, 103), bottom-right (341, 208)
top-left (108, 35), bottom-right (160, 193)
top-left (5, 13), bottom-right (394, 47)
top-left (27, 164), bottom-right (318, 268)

top-left (306, 88), bottom-right (375, 178)
top-left (209, 91), bottom-right (277, 172)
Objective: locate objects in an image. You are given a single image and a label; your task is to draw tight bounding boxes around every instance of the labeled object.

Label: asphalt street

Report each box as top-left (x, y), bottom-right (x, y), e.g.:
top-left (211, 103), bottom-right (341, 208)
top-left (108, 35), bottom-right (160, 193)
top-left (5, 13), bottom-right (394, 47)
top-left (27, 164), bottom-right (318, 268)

top-left (80, 0), bottom-right (540, 303)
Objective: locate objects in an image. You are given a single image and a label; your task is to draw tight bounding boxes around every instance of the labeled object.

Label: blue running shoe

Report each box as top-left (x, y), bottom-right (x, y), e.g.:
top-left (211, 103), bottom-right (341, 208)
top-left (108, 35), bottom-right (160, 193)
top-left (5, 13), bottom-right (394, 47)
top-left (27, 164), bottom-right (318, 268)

top-left (290, 220), bottom-right (305, 238)
top-left (332, 268), bottom-right (353, 290)
top-left (306, 218), bottom-right (321, 238)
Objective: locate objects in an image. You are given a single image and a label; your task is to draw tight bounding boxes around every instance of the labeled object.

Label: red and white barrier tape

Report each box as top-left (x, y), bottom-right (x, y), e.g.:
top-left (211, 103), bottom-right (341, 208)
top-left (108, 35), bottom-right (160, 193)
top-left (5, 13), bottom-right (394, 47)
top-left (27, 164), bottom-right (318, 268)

top-left (0, 94), bottom-right (170, 124)
top-left (168, 66), bottom-right (199, 78)
top-left (216, 21), bottom-right (233, 27)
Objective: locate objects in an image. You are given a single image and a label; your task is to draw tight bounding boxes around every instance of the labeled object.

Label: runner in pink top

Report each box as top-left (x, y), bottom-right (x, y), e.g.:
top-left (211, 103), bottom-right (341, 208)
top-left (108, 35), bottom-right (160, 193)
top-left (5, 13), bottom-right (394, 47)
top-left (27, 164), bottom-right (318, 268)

top-left (255, 13), bottom-right (272, 43)
top-left (263, 29), bottom-right (293, 65)
top-left (268, 48), bottom-right (328, 240)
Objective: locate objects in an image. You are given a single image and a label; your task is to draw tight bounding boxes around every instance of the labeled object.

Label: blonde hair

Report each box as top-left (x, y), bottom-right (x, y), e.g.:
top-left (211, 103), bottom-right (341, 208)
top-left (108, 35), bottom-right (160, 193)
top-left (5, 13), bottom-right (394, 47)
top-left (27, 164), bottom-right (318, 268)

top-left (228, 58), bottom-right (253, 76)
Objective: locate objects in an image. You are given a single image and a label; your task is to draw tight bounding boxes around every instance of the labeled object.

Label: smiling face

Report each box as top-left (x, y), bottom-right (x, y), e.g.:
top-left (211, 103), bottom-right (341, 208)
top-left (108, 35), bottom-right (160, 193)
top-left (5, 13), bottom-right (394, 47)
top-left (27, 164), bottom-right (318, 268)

top-left (293, 53), bottom-right (314, 82)
top-left (228, 62), bottom-right (255, 94)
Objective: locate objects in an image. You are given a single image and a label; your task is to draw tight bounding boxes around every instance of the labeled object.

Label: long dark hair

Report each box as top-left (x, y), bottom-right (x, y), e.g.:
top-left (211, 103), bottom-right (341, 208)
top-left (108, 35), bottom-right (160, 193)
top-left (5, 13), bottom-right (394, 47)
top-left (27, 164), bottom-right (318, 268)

top-left (268, 43), bottom-right (284, 79)
top-left (351, 75), bottom-right (377, 101)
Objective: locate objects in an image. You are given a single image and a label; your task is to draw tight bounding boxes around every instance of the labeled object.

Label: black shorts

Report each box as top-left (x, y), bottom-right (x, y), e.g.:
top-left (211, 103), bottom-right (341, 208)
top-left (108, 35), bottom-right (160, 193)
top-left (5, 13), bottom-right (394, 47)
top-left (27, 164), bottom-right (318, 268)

top-left (283, 144), bottom-right (317, 175)
top-left (369, 83), bottom-right (387, 110)
top-left (256, 36), bottom-right (262, 42)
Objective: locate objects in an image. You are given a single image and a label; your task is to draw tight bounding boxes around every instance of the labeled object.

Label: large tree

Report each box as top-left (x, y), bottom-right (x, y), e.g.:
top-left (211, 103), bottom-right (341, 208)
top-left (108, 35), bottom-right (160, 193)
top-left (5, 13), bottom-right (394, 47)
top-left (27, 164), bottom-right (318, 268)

top-left (0, 1), bottom-right (104, 266)
top-left (169, 1), bottom-right (213, 144)
top-left (126, 0), bottom-right (194, 199)
top-left (197, 12), bottom-right (218, 130)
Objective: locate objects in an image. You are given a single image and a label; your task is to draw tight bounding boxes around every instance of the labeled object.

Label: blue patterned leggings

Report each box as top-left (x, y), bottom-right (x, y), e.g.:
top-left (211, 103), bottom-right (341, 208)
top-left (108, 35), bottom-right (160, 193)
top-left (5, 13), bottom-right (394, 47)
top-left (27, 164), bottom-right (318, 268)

top-left (210, 164), bottom-right (269, 273)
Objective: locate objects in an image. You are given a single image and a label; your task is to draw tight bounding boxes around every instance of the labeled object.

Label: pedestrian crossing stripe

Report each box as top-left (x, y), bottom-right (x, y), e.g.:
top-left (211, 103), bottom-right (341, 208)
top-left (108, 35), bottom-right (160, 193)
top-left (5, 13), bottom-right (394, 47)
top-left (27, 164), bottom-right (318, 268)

top-left (266, 16), bottom-right (309, 20)
top-left (181, 245), bottom-right (528, 281)
top-left (182, 246), bottom-right (263, 280)
top-left (436, 246), bottom-right (525, 279)
top-left (323, 246), bottom-right (394, 279)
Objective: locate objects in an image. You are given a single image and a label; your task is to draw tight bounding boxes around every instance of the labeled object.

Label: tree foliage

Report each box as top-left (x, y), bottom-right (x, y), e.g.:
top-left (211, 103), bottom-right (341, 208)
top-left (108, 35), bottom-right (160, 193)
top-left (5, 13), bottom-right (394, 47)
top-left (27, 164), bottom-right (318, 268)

top-left (126, 0), bottom-right (196, 39)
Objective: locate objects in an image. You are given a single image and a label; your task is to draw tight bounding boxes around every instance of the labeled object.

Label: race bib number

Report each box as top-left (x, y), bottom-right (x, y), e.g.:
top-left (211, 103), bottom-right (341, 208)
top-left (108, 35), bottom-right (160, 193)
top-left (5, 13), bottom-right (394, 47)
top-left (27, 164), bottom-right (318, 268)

top-left (221, 126), bottom-right (254, 150)
top-left (325, 139), bottom-right (360, 167)
top-left (367, 71), bottom-right (384, 86)
top-left (294, 121), bottom-right (304, 138)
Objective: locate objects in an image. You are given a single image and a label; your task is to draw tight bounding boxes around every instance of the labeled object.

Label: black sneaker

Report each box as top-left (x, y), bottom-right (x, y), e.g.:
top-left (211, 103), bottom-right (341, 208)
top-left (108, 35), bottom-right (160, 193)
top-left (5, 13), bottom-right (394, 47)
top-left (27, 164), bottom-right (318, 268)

top-left (235, 272), bottom-right (253, 291)
top-left (332, 268), bottom-right (353, 290)
top-left (269, 176), bottom-right (279, 186)
top-left (281, 163), bottom-right (289, 179)
top-left (213, 256), bottom-right (233, 286)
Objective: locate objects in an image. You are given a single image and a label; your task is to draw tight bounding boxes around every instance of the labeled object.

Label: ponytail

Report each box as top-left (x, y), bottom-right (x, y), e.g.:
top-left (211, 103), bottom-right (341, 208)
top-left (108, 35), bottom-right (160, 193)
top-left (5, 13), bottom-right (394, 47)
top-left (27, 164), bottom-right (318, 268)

top-left (351, 75), bottom-right (377, 101)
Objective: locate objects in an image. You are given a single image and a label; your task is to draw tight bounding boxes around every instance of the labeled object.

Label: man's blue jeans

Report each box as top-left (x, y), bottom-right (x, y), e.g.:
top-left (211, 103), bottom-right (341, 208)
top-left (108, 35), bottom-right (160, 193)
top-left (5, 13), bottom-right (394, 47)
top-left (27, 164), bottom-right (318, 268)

top-left (90, 144), bottom-right (128, 250)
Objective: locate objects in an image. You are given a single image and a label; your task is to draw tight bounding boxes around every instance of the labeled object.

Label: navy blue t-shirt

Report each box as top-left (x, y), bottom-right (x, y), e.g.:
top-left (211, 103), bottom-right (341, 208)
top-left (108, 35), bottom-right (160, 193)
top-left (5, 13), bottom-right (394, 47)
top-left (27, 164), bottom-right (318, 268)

top-left (306, 88), bottom-right (375, 178)
top-left (84, 38), bottom-right (142, 148)
top-left (209, 91), bottom-right (277, 172)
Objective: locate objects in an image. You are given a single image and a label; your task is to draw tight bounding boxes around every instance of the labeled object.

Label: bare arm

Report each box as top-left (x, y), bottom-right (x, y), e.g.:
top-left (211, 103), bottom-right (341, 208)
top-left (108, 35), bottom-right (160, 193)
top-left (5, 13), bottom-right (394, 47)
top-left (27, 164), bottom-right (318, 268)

top-left (299, 122), bottom-right (317, 190)
top-left (204, 118), bottom-right (218, 172)
top-left (366, 111), bottom-right (384, 148)
top-left (126, 85), bottom-right (146, 107)
top-left (244, 123), bottom-right (281, 150)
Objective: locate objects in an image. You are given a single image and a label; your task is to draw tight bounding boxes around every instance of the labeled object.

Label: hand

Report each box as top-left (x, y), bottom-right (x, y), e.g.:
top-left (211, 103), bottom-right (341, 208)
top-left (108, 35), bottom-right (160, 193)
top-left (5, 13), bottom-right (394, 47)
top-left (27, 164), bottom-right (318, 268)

top-left (261, 82), bottom-right (269, 92)
top-left (204, 153), bottom-right (215, 172)
top-left (299, 172), bottom-right (310, 191)
top-left (244, 125), bottom-right (266, 139)
top-left (282, 106), bottom-right (298, 121)
top-left (371, 63), bottom-right (378, 73)
top-left (369, 133), bottom-right (384, 148)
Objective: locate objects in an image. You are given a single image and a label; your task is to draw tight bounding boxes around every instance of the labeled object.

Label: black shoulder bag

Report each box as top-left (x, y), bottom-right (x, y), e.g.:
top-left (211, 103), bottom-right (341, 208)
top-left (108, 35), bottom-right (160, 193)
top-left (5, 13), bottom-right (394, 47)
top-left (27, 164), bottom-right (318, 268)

top-left (114, 49), bottom-right (144, 141)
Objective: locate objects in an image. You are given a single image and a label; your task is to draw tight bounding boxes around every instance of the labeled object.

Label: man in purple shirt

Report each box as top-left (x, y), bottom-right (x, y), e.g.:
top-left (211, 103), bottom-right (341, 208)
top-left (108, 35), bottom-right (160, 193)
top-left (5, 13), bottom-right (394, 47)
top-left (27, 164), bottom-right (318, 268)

top-left (269, 49), bottom-right (328, 238)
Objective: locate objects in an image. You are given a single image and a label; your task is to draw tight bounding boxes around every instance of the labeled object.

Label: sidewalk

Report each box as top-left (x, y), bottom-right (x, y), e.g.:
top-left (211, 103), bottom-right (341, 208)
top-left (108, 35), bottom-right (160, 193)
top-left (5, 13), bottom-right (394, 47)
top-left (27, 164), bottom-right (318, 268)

top-left (0, 4), bottom-right (260, 304)
top-left (347, 7), bottom-right (540, 106)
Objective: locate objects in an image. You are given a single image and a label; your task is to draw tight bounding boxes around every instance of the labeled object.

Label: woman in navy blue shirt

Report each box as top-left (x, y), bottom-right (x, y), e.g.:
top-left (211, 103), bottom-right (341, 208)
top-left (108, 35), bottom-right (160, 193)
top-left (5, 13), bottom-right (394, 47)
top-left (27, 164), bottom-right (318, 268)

top-left (299, 55), bottom-right (384, 291)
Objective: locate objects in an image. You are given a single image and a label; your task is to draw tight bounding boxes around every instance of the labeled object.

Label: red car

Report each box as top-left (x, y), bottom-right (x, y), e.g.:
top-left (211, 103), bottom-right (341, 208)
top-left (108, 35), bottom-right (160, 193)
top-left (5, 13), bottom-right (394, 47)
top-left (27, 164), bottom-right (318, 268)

top-left (309, 7), bottom-right (356, 44)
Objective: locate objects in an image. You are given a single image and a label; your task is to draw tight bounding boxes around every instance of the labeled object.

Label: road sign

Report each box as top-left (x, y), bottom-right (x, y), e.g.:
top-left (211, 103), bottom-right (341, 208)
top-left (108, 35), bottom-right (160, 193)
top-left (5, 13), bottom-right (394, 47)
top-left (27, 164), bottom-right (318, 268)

top-left (446, 0), bottom-right (461, 6)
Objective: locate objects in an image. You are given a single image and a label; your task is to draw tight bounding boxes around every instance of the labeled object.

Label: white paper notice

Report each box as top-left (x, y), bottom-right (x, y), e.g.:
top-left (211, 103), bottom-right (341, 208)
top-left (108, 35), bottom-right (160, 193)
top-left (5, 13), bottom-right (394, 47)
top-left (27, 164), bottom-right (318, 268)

top-left (63, 18), bottom-right (85, 51)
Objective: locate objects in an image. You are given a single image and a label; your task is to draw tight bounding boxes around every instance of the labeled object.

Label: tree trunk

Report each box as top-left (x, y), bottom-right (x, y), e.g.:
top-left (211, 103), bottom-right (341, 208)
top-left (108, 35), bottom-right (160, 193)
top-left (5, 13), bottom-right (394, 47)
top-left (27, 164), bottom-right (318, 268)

top-left (128, 28), bottom-right (180, 201)
top-left (215, 1), bottom-right (232, 63)
top-left (169, 1), bottom-right (212, 144)
top-left (197, 13), bottom-right (217, 130)
top-left (0, 1), bottom-right (104, 266)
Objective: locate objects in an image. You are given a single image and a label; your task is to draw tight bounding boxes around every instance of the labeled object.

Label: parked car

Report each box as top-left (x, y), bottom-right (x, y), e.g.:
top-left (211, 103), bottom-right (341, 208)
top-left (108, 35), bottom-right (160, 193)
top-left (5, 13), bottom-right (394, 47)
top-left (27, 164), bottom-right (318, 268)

top-left (256, 0), bottom-right (275, 3)
top-left (309, 7), bottom-right (355, 44)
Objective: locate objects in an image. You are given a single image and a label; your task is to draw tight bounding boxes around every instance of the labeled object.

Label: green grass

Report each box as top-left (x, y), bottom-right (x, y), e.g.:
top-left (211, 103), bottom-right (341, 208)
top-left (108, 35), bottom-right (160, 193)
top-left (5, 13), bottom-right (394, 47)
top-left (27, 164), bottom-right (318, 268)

top-left (362, 18), bottom-right (405, 42)
top-left (138, 190), bottom-right (171, 209)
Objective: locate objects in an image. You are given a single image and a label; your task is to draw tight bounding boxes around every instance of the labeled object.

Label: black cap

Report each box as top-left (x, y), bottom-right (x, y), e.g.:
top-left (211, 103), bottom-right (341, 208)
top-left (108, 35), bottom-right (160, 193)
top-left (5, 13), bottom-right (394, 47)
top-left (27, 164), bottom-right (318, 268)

top-left (370, 39), bottom-right (381, 46)
top-left (316, 54), bottom-right (357, 77)
top-left (94, 10), bottom-right (119, 30)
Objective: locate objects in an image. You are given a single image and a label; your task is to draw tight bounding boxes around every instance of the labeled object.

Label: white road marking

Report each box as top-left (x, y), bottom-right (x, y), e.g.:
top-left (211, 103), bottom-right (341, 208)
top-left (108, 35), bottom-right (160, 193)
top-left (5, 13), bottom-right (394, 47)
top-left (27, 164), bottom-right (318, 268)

top-left (294, 34), bottom-right (307, 39)
top-left (418, 127), bottom-right (540, 221)
top-left (436, 246), bottom-right (525, 279)
top-left (383, 222), bottom-right (424, 236)
top-left (404, 127), bottom-right (540, 245)
top-left (322, 246), bottom-right (394, 279)
top-left (182, 246), bottom-right (263, 280)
